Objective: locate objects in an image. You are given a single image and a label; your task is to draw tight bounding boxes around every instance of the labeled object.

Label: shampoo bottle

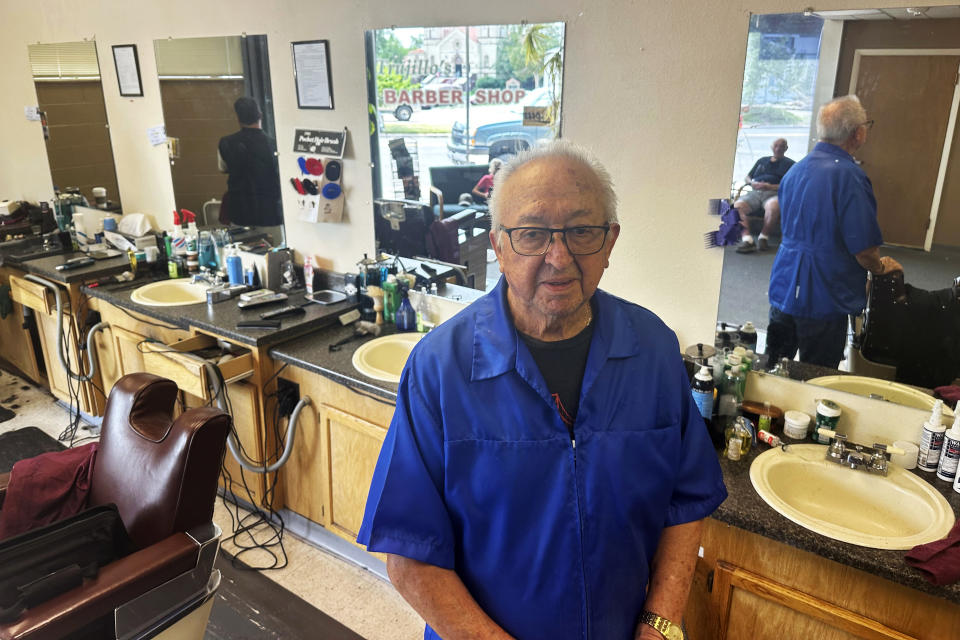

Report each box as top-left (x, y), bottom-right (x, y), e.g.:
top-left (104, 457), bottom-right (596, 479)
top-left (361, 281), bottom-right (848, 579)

top-left (691, 366), bottom-right (715, 423)
top-left (918, 399), bottom-right (946, 473)
top-left (941, 402), bottom-right (960, 483)
top-left (226, 243), bottom-right (243, 286)
top-left (395, 285), bottom-right (416, 331)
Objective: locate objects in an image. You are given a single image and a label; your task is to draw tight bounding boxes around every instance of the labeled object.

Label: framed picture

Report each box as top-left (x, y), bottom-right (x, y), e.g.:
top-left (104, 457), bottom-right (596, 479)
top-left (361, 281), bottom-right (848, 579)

top-left (111, 44), bottom-right (143, 97)
top-left (292, 40), bottom-right (334, 109)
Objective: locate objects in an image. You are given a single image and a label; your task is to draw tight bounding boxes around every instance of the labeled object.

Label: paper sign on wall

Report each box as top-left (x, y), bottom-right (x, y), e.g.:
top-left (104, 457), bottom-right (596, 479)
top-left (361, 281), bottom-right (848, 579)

top-left (24, 106), bottom-right (40, 121)
top-left (147, 125), bottom-right (167, 146)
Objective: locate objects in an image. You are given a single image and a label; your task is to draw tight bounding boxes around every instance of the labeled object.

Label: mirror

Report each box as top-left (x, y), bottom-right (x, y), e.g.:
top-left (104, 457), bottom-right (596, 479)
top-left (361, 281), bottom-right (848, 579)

top-left (153, 35), bottom-right (283, 244)
top-left (718, 7), bottom-right (960, 392)
top-left (27, 41), bottom-right (121, 211)
top-left (365, 23), bottom-right (566, 291)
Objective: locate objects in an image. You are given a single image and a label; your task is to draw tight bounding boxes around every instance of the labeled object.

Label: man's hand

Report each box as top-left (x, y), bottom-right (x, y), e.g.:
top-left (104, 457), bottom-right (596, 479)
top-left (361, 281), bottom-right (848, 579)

top-left (878, 256), bottom-right (903, 275)
top-left (386, 554), bottom-right (515, 640)
top-left (635, 625), bottom-right (667, 639)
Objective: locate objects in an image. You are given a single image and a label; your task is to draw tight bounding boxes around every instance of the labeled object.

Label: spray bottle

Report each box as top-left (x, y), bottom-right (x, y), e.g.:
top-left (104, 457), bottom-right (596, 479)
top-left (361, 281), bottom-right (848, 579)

top-left (940, 402), bottom-right (960, 483)
top-left (171, 210), bottom-right (186, 258)
top-left (918, 399), bottom-right (946, 473)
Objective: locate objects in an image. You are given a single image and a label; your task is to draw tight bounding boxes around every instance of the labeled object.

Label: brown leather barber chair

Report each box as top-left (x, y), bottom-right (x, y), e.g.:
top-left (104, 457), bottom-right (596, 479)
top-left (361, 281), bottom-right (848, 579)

top-left (0, 373), bottom-right (231, 640)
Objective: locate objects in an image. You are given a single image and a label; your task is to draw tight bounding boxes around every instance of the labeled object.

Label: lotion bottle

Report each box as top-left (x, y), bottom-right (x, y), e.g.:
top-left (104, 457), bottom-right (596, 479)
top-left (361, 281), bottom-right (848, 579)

top-left (918, 400), bottom-right (946, 473)
top-left (942, 402), bottom-right (960, 484)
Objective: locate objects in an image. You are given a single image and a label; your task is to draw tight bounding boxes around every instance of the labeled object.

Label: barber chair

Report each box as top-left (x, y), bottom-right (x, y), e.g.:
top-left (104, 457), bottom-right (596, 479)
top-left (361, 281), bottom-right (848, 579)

top-left (428, 165), bottom-right (489, 218)
top-left (0, 373), bottom-right (231, 640)
top-left (374, 199), bottom-right (435, 258)
top-left (853, 271), bottom-right (960, 387)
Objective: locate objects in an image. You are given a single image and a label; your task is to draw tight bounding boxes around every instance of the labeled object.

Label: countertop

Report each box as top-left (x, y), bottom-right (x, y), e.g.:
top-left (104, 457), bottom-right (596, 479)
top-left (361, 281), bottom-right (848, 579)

top-left (269, 323), bottom-right (403, 401)
top-left (80, 275), bottom-right (357, 348)
top-left (714, 439), bottom-right (960, 605)
top-left (19, 252), bottom-right (130, 284)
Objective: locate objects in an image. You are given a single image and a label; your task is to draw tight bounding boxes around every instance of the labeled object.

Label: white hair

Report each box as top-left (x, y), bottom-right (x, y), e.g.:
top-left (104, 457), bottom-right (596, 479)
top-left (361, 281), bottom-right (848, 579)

top-left (487, 141), bottom-right (619, 232)
top-left (817, 95), bottom-right (868, 145)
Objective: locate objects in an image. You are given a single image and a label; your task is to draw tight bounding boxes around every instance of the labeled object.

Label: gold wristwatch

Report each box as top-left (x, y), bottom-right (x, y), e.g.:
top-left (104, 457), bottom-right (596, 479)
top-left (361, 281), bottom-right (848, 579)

top-left (639, 611), bottom-right (683, 640)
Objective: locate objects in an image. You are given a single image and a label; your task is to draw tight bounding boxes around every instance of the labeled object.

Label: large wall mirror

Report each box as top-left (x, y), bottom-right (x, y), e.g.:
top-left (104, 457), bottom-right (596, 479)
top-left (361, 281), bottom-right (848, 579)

top-left (718, 6), bottom-right (960, 392)
top-left (153, 35), bottom-right (283, 244)
top-left (27, 41), bottom-right (121, 210)
top-left (364, 23), bottom-right (565, 291)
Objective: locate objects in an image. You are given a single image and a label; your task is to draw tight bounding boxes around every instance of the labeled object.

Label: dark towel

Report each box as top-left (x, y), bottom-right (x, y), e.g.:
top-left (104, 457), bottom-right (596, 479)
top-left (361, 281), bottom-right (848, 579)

top-left (906, 519), bottom-right (960, 585)
top-left (935, 386), bottom-right (960, 407)
top-left (0, 443), bottom-right (98, 541)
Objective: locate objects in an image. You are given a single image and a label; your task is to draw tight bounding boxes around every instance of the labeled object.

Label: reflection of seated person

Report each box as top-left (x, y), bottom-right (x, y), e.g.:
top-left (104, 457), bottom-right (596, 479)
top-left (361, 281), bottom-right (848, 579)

top-left (217, 97), bottom-right (284, 245)
top-left (735, 138), bottom-right (794, 254)
top-left (470, 158), bottom-right (503, 204)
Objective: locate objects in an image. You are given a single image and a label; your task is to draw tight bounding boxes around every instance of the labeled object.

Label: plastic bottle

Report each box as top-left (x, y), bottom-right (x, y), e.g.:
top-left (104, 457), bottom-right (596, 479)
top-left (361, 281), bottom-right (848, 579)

top-left (395, 286), bottom-right (417, 331)
top-left (725, 416), bottom-right (752, 460)
top-left (691, 366), bottom-right (715, 422)
top-left (757, 429), bottom-right (782, 448)
top-left (171, 211), bottom-right (186, 257)
top-left (738, 321), bottom-right (758, 350)
top-left (939, 402), bottom-right (960, 482)
top-left (226, 243), bottom-right (243, 286)
top-left (717, 368), bottom-right (744, 434)
top-left (383, 278), bottom-right (398, 325)
top-left (917, 399), bottom-right (946, 473)
top-left (303, 256), bottom-right (314, 296)
top-left (416, 286), bottom-right (428, 332)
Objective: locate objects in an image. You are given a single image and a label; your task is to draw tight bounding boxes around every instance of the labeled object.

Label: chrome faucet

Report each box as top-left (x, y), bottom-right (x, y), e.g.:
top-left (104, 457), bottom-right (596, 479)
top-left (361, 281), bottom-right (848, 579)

top-left (819, 429), bottom-right (900, 477)
top-left (191, 269), bottom-right (223, 287)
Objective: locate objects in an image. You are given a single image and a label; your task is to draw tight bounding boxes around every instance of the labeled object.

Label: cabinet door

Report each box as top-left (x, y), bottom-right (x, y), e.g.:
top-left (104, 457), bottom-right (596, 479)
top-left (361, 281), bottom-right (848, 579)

top-left (713, 560), bottom-right (916, 640)
top-left (320, 404), bottom-right (388, 542)
top-left (0, 302), bottom-right (41, 383)
top-left (281, 396), bottom-right (328, 527)
top-left (111, 325), bottom-right (148, 376)
top-left (215, 381), bottom-right (267, 508)
top-left (92, 324), bottom-right (121, 398)
top-left (33, 308), bottom-right (76, 405)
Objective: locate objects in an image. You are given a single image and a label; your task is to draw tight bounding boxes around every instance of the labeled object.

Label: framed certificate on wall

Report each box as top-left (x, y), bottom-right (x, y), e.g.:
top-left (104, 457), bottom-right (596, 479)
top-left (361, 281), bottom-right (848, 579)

top-left (292, 40), bottom-right (334, 109)
top-left (111, 44), bottom-right (143, 97)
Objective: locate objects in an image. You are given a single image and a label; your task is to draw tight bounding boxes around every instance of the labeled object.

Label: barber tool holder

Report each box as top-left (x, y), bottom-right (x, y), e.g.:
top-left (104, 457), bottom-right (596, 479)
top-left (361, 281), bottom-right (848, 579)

top-left (817, 428), bottom-right (904, 476)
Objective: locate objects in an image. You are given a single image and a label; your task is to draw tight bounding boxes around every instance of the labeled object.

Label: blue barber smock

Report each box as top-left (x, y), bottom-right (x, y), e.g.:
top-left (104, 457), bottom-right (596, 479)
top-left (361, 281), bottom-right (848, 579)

top-left (357, 279), bottom-right (727, 640)
top-left (769, 142), bottom-right (884, 318)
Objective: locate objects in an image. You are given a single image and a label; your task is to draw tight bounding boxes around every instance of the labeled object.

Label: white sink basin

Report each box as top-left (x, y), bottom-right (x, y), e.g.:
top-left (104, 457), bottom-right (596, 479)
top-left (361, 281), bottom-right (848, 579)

top-left (750, 444), bottom-right (955, 549)
top-left (807, 375), bottom-right (949, 414)
top-left (352, 333), bottom-right (423, 383)
top-left (130, 279), bottom-right (208, 306)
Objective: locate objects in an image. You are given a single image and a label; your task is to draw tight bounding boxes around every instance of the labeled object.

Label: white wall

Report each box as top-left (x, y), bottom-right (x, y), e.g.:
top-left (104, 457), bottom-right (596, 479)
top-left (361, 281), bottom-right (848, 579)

top-left (0, 0), bottom-right (945, 346)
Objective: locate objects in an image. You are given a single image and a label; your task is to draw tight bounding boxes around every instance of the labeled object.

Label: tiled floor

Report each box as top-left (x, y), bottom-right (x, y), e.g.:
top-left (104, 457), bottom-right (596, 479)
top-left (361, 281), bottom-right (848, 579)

top-left (0, 367), bottom-right (424, 640)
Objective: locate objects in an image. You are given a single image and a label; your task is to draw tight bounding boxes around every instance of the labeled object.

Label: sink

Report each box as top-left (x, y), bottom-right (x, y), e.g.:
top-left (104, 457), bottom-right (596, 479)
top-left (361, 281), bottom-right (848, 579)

top-left (352, 333), bottom-right (423, 383)
top-left (806, 375), bottom-right (949, 414)
top-left (750, 444), bottom-right (955, 549)
top-left (130, 279), bottom-right (208, 306)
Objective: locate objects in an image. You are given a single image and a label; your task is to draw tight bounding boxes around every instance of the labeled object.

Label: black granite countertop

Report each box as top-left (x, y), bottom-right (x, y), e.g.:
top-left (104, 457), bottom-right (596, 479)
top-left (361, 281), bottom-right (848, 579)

top-left (714, 437), bottom-right (960, 605)
top-left (78, 275), bottom-right (357, 348)
top-left (20, 252), bottom-right (130, 283)
top-left (269, 323), bottom-right (403, 401)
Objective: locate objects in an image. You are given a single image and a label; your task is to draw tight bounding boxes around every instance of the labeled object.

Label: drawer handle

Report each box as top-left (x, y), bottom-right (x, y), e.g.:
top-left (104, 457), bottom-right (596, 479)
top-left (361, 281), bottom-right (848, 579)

top-left (24, 274), bottom-right (109, 383)
top-left (205, 362), bottom-right (310, 474)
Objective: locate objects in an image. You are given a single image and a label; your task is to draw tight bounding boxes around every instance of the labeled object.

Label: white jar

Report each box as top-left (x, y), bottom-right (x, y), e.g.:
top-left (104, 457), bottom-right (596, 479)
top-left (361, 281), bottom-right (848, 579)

top-left (783, 410), bottom-right (811, 440)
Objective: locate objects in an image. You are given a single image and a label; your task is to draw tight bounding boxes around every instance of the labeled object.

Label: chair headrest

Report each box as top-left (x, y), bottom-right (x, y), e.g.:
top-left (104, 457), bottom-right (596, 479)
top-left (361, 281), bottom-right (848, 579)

top-left (103, 373), bottom-right (178, 443)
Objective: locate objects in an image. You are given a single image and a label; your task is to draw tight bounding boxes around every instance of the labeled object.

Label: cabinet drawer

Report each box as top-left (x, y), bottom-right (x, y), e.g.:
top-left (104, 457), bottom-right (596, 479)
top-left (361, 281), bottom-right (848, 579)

top-left (140, 334), bottom-right (254, 400)
top-left (9, 274), bottom-right (59, 315)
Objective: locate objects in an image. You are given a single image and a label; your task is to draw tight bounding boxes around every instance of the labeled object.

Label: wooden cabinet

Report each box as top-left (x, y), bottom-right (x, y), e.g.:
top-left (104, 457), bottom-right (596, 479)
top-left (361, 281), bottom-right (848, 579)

top-left (321, 404), bottom-right (389, 541)
top-left (277, 365), bottom-right (395, 550)
top-left (0, 266), bottom-right (42, 383)
top-left (686, 519), bottom-right (960, 640)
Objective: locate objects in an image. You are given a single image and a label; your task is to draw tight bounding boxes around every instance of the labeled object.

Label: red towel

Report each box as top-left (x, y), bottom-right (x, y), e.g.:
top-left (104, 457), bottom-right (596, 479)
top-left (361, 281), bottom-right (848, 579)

top-left (935, 386), bottom-right (960, 407)
top-left (906, 519), bottom-right (960, 585)
top-left (0, 443), bottom-right (98, 541)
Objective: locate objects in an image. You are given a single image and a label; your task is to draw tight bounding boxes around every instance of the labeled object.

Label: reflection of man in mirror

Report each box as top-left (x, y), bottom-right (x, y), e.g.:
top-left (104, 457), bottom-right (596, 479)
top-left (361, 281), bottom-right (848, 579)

top-left (359, 142), bottom-right (726, 640)
top-left (767, 95), bottom-right (903, 370)
top-left (735, 138), bottom-right (794, 253)
top-left (217, 97), bottom-right (284, 245)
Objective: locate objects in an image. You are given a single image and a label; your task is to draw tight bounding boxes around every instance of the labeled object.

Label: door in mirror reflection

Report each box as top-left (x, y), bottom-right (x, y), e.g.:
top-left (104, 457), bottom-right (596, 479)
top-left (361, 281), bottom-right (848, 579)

top-left (27, 41), bottom-right (121, 211)
top-left (717, 7), bottom-right (960, 391)
top-left (154, 35), bottom-right (283, 245)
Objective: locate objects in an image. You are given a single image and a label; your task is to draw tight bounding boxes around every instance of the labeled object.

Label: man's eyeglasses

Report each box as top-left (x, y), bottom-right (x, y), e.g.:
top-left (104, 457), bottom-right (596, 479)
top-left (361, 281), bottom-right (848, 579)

top-left (862, 120), bottom-right (875, 130)
top-left (498, 224), bottom-right (611, 256)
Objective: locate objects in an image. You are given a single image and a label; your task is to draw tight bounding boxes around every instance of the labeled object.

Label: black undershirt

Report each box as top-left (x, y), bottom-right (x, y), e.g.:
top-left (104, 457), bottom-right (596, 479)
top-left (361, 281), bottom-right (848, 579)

top-left (520, 321), bottom-right (594, 437)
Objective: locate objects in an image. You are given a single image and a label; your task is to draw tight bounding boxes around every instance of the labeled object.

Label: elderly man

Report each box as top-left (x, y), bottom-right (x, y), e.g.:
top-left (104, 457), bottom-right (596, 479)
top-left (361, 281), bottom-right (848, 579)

top-left (735, 138), bottom-right (794, 253)
top-left (767, 96), bottom-right (902, 370)
top-left (358, 142), bottom-right (726, 640)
